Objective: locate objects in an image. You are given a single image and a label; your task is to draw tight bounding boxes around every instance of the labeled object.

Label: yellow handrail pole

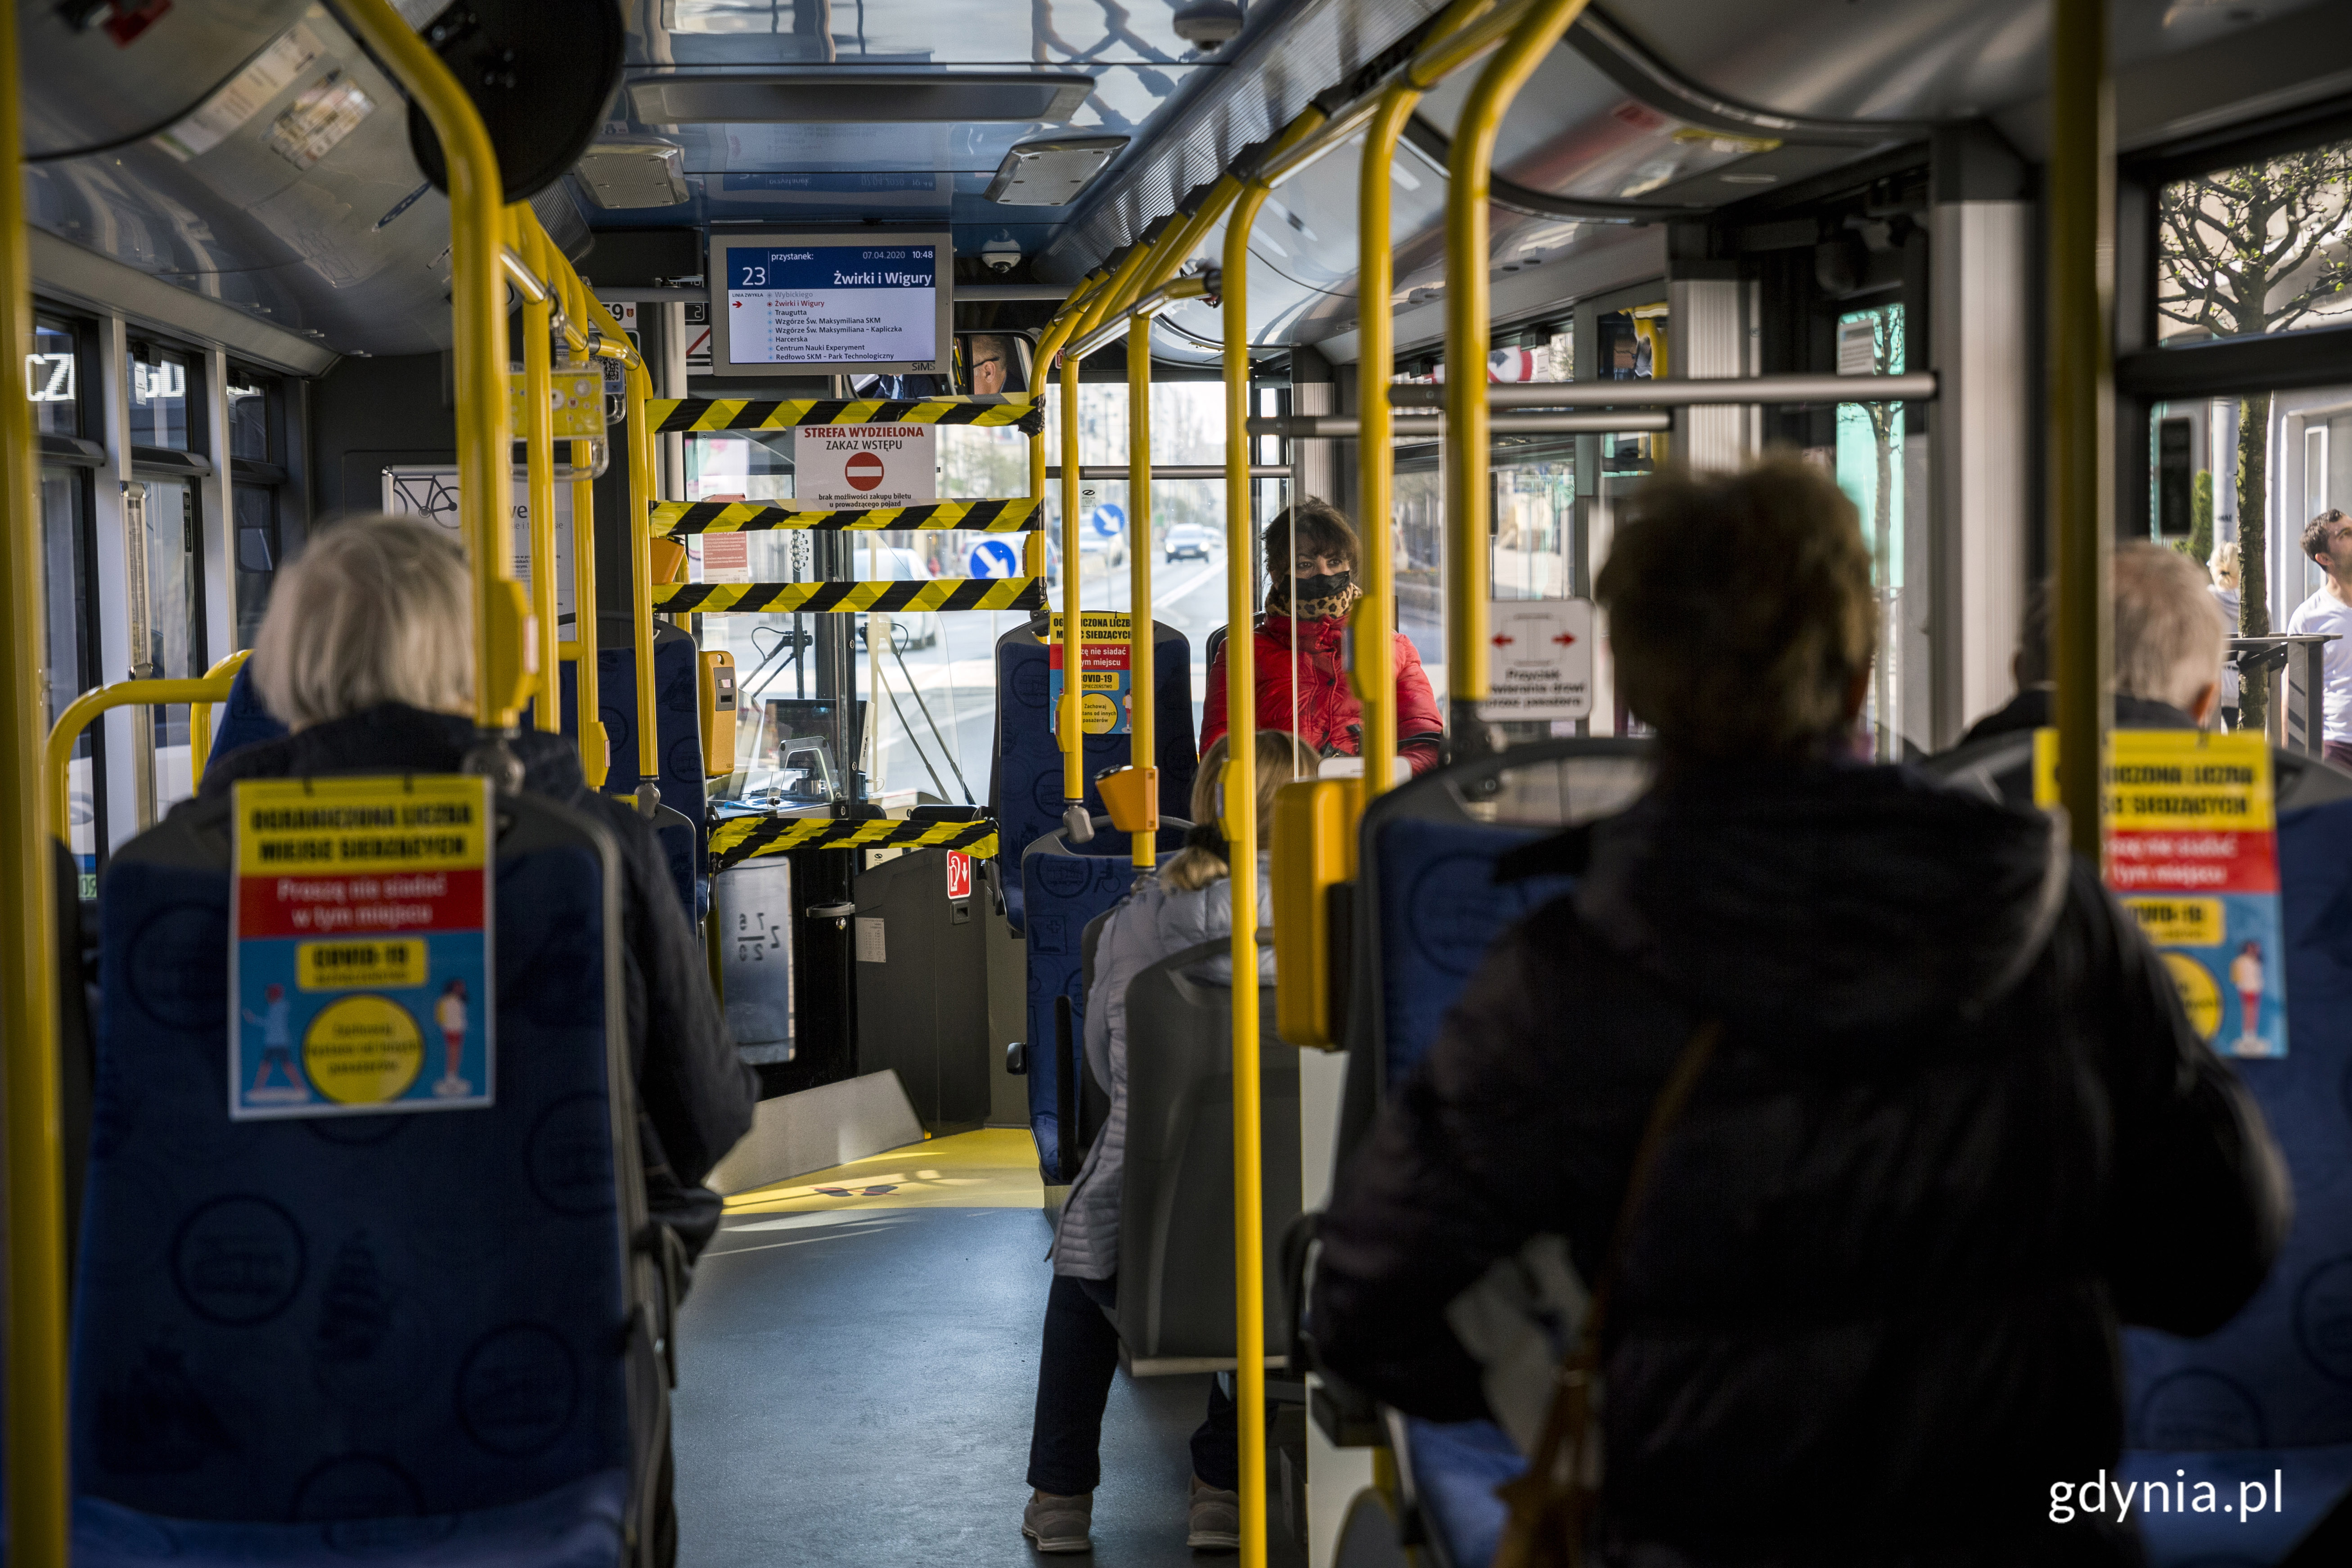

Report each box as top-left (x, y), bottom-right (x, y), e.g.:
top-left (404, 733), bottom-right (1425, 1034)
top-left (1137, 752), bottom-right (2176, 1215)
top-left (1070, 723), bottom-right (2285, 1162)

top-left (47, 677), bottom-right (241, 844)
top-left (338, 0), bottom-right (520, 732)
top-left (190, 648), bottom-right (254, 773)
top-left (2050, 0), bottom-right (2112, 859)
top-left (1222, 108), bottom-right (1324, 1568)
top-left (517, 211), bottom-right (562, 734)
top-left (570, 285), bottom-right (662, 804)
top-left (1443, 0), bottom-right (1591, 744)
top-left (1352, 0), bottom-right (1493, 800)
top-left (1128, 312), bottom-right (1156, 867)
top-left (1029, 272), bottom-right (1108, 580)
top-left (545, 254), bottom-right (609, 785)
top-left (1058, 347), bottom-right (1085, 804)
top-left (2, 0), bottom-right (70, 1542)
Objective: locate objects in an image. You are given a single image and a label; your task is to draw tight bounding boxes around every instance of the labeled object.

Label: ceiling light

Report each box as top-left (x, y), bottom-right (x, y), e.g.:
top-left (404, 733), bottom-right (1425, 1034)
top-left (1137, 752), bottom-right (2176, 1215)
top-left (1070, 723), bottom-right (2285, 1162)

top-left (575, 141), bottom-right (691, 209)
top-left (1719, 173), bottom-right (1779, 185)
top-left (1173, 2), bottom-right (1245, 46)
top-left (985, 135), bottom-right (1127, 206)
top-left (630, 72), bottom-right (1093, 125)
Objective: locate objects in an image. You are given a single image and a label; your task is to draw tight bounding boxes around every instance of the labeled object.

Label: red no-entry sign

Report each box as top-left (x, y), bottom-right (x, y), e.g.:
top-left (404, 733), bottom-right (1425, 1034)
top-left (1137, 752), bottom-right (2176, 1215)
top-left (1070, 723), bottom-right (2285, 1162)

top-left (845, 450), bottom-right (886, 491)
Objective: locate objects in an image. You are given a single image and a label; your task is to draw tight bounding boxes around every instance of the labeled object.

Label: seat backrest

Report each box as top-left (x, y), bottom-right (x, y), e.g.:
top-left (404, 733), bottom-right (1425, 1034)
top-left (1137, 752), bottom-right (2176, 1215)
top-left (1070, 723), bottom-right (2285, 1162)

top-left (989, 614), bottom-right (1197, 937)
top-left (2120, 795), bottom-right (2352, 1454)
top-left (1021, 818), bottom-right (1190, 1181)
top-left (72, 789), bottom-right (656, 1523)
top-left (1116, 938), bottom-right (1300, 1370)
top-left (1339, 740), bottom-right (1651, 1164)
top-left (202, 662), bottom-right (290, 774)
top-left (562, 614), bottom-right (706, 914)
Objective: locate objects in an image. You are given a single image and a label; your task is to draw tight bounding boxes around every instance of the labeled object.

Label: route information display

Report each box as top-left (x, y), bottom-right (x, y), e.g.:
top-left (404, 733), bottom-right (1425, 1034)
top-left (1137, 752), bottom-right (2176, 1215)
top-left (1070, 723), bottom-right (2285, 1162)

top-left (723, 243), bottom-right (940, 369)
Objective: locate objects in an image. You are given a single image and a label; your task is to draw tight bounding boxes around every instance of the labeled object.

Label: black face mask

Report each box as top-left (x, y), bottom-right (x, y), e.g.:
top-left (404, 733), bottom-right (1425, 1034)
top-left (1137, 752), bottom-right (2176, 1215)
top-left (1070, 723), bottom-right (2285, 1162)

top-left (1291, 570), bottom-right (1352, 603)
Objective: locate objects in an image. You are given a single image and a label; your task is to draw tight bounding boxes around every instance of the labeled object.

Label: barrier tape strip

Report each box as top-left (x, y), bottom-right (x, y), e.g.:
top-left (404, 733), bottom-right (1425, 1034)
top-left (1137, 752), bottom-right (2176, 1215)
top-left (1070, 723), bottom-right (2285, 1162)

top-left (646, 397), bottom-right (1042, 434)
top-left (651, 577), bottom-right (1044, 614)
top-left (711, 815), bottom-right (998, 871)
top-left (655, 496), bottom-right (1041, 536)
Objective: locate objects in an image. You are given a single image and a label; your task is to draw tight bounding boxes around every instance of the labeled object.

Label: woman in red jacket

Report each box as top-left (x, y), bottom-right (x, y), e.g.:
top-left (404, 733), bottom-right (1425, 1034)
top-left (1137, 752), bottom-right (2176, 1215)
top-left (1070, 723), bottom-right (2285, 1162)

top-left (1200, 499), bottom-right (1444, 777)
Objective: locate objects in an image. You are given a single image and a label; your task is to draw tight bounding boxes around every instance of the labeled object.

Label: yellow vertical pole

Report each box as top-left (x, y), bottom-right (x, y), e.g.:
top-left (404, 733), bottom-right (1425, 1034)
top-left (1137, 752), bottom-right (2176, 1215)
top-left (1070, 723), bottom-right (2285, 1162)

top-left (1356, 92), bottom-right (1416, 801)
top-left (517, 211), bottom-right (561, 733)
top-left (1128, 315), bottom-right (1156, 866)
top-left (2050, 0), bottom-right (2113, 859)
top-left (1030, 272), bottom-right (1105, 584)
top-left (1222, 108), bottom-right (1320, 1564)
top-left (338, 0), bottom-right (518, 730)
top-left (627, 354), bottom-right (661, 803)
top-left (1059, 350), bottom-right (1085, 806)
top-left (1, 0), bottom-right (71, 1547)
top-left (553, 264), bottom-right (609, 786)
top-left (1443, 0), bottom-right (1591, 741)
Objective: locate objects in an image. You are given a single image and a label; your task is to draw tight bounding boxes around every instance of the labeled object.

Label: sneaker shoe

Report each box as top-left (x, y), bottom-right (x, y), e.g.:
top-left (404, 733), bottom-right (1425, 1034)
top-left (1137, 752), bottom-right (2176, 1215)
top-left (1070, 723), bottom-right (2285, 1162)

top-left (1187, 1478), bottom-right (1241, 1552)
top-left (1023, 1490), bottom-right (1094, 1554)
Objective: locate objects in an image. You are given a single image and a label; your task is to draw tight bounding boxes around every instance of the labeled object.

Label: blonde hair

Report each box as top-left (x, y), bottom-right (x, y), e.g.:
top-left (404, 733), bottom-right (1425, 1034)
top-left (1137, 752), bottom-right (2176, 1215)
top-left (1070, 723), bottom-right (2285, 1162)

top-left (2211, 541), bottom-right (2241, 591)
top-left (1598, 458), bottom-right (1877, 760)
top-left (2113, 540), bottom-right (2226, 714)
top-left (1165, 730), bottom-right (1319, 893)
top-left (253, 515), bottom-right (474, 730)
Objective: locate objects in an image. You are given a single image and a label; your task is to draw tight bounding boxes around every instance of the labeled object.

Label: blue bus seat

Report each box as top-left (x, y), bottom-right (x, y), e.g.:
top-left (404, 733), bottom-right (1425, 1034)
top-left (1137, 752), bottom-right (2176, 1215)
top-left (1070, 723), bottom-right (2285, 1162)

top-left (559, 614), bottom-right (706, 917)
top-left (71, 788), bottom-right (668, 1565)
top-left (2116, 794), bottom-right (2352, 1567)
top-left (988, 613), bottom-right (1196, 937)
top-left (202, 662), bottom-right (290, 776)
top-left (1325, 740), bottom-right (1651, 1568)
top-left (1021, 814), bottom-right (1190, 1182)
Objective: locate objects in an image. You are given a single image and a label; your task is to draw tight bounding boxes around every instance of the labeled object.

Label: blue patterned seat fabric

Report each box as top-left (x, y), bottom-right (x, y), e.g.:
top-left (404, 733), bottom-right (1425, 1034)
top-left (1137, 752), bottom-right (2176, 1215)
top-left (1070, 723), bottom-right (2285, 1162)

top-left (203, 664), bottom-right (292, 773)
top-left (558, 618), bottom-right (706, 916)
top-left (2121, 796), bottom-right (2352, 1566)
top-left (71, 797), bottom-right (640, 1565)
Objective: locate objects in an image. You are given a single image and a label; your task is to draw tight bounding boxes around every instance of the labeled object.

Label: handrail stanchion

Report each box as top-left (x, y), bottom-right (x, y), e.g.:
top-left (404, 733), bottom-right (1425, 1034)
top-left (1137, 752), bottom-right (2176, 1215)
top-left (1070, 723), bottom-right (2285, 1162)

top-left (47, 676), bottom-right (243, 845)
top-left (2, 0), bottom-right (71, 1544)
top-left (517, 211), bottom-right (562, 733)
top-left (1058, 342), bottom-right (1086, 808)
top-left (2050, 0), bottom-right (2112, 859)
top-left (1128, 311), bottom-right (1156, 867)
top-left (547, 253), bottom-right (610, 786)
top-left (571, 286), bottom-right (663, 811)
top-left (1443, 0), bottom-right (1593, 750)
top-left (338, 0), bottom-right (523, 735)
top-left (1221, 108), bottom-right (1326, 1568)
top-left (1030, 271), bottom-right (1108, 584)
top-left (189, 648), bottom-right (254, 773)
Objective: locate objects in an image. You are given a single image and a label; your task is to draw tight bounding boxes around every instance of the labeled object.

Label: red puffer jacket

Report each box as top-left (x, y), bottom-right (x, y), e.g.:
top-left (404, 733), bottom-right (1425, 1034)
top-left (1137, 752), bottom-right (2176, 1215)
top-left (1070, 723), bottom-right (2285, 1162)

top-left (1200, 611), bottom-right (1444, 776)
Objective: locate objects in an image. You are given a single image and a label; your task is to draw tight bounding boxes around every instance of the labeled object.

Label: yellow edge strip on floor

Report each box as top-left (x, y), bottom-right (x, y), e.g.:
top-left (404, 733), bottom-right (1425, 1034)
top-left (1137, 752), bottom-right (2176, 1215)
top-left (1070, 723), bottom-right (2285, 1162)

top-left (720, 1127), bottom-right (1045, 1214)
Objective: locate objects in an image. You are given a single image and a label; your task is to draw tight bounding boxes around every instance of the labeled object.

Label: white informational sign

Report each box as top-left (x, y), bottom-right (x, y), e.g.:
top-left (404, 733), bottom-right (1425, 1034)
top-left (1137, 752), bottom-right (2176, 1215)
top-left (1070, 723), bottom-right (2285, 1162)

top-left (798, 424), bottom-right (937, 508)
top-left (691, 534), bottom-right (753, 584)
top-left (1480, 598), bottom-right (1594, 721)
top-left (724, 243), bottom-right (940, 368)
top-left (381, 467), bottom-right (575, 628)
top-left (684, 301), bottom-right (711, 376)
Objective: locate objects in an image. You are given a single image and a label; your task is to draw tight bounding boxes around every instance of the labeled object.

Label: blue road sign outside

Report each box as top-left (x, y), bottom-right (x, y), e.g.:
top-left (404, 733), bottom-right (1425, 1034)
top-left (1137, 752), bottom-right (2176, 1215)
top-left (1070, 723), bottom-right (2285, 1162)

top-left (967, 538), bottom-right (1022, 578)
top-left (1091, 501), bottom-right (1124, 539)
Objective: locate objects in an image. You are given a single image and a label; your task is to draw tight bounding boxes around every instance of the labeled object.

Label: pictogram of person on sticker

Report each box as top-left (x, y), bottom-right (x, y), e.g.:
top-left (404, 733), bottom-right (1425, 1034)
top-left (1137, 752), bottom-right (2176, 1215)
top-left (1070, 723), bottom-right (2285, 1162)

top-left (433, 977), bottom-right (471, 1097)
top-left (245, 983), bottom-right (304, 1096)
top-left (2229, 939), bottom-right (2267, 1053)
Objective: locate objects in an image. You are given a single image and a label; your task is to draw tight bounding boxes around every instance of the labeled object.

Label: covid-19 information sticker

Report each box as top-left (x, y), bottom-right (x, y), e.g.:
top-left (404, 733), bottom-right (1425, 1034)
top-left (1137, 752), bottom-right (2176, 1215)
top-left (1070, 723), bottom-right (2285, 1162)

top-left (229, 775), bottom-right (495, 1119)
top-left (1048, 611), bottom-right (1134, 737)
top-left (2036, 728), bottom-right (2287, 1058)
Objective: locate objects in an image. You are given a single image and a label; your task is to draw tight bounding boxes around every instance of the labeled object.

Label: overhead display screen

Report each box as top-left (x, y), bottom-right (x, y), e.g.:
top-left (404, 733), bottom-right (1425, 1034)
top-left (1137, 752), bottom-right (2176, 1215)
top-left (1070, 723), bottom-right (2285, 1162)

top-left (709, 230), bottom-right (953, 378)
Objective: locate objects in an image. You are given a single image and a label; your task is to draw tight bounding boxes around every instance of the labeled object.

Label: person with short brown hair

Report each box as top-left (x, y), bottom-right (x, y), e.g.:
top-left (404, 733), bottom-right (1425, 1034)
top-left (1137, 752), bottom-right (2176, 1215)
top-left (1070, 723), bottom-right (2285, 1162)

top-left (1312, 457), bottom-right (2285, 1565)
top-left (2286, 507), bottom-right (2352, 769)
top-left (1199, 498), bottom-right (1444, 777)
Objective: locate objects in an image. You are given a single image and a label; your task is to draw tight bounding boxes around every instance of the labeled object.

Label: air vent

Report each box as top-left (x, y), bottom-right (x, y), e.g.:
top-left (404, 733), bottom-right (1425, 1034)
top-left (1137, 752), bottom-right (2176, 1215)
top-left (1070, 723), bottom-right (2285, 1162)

top-left (575, 141), bottom-right (691, 209)
top-left (985, 136), bottom-right (1127, 207)
top-left (630, 72), bottom-right (1093, 126)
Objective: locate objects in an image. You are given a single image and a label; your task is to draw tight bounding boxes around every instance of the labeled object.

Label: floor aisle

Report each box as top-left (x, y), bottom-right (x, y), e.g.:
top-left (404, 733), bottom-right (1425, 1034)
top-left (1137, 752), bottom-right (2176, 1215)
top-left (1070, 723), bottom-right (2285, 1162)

top-left (672, 1131), bottom-right (1307, 1568)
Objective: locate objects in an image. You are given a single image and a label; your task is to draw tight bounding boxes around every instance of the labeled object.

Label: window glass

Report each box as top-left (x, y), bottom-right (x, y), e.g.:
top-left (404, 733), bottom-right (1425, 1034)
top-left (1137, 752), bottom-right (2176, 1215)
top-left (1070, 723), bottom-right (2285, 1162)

top-left (234, 485), bottom-right (279, 648)
top-left (1833, 302), bottom-right (1929, 760)
top-left (40, 466), bottom-right (99, 888)
top-left (2149, 382), bottom-right (2352, 747)
top-left (227, 373), bottom-right (270, 461)
top-left (30, 318), bottom-right (78, 438)
top-left (2157, 136), bottom-right (2352, 346)
top-left (1493, 462), bottom-right (1573, 601)
top-left (129, 478), bottom-right (205, 814)
top-left (128, 345), bottom-right (193, 449)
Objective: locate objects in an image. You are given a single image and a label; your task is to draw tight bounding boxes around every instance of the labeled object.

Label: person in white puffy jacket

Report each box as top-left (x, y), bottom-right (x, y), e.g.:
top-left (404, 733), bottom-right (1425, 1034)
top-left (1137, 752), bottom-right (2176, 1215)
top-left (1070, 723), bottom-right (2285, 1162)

top-left (1020, 729), bottom-right (1316, 1556)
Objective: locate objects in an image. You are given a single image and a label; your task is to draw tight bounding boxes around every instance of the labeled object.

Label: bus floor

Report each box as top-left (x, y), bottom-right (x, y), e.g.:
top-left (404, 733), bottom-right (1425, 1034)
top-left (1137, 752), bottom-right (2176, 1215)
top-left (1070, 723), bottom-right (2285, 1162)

top-left (673, 1128), bottom-right (1309, 1568)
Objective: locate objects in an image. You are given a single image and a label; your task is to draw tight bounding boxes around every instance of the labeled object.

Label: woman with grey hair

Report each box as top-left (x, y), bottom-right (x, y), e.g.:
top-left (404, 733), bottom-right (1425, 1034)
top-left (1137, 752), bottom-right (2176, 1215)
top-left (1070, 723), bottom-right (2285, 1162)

top-left (204, 516), bottom-right (755, 1263)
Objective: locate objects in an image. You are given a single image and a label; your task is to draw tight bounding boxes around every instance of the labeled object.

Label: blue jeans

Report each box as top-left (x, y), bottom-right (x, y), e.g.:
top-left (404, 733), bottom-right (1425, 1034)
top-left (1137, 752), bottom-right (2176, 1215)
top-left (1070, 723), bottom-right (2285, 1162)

top-left (1026, 1272), bottom-right (1240, 1495)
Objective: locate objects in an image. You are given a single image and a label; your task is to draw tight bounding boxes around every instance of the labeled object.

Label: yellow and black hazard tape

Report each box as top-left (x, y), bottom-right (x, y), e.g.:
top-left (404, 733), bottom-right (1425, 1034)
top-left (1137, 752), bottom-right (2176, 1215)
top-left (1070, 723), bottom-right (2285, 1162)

top-left (652, 576), bottom-right (1044, 615)
top-left (646, 397), bottom-right (1042, 435)
top-left (654, 496), bottom-right (1041, 537)
top-left (710, 814), bottom-right (998, 872)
